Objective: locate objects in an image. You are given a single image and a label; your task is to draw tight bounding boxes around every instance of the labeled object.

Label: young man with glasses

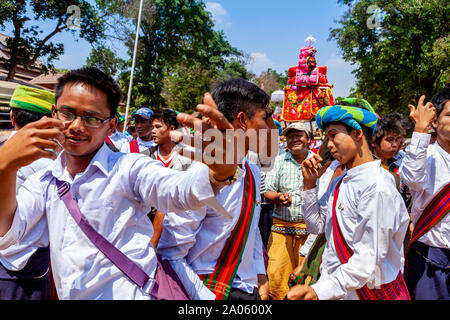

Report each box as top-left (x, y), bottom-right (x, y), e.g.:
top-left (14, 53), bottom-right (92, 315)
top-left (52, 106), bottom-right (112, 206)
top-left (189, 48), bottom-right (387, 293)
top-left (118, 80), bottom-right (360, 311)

top-left (0, 67), bottom-right (243, 300)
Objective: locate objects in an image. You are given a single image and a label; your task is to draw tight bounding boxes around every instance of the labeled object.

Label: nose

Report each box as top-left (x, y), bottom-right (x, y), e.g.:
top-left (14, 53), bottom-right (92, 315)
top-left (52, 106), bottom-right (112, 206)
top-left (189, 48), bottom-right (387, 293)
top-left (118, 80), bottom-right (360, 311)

top-left (68, 115), bottom-right (86, 132)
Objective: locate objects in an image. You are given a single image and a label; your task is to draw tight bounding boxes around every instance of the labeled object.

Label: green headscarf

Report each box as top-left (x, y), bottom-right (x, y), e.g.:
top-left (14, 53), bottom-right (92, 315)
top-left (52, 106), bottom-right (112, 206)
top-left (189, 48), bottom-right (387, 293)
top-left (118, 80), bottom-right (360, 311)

top-left (10, 85), bottom-right (54, 114)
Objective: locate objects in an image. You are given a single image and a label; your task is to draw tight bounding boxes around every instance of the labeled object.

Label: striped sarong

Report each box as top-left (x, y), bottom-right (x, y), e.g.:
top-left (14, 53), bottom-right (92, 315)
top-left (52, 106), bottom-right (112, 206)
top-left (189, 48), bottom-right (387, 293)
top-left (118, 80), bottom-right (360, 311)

top-left (290, 233), bottom-right (327, 287)
top-left (405, 182), bottom-right (450, 272)
top-left (332, 178), bottom-right (411, 300)
top-left (199, 162), bottom-right (257, 300)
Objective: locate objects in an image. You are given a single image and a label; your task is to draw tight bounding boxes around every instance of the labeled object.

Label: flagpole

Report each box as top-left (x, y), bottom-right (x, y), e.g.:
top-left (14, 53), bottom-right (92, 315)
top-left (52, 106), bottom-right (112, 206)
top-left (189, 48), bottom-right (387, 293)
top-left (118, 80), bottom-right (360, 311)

top-left (123, 0), bottom-right (144, 133)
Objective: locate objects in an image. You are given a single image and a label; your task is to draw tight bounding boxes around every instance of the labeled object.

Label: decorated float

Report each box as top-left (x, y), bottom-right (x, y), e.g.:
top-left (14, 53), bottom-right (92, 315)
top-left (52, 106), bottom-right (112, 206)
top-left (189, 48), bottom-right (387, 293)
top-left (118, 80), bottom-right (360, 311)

top-left (282, 36), bottom-right (335, 124)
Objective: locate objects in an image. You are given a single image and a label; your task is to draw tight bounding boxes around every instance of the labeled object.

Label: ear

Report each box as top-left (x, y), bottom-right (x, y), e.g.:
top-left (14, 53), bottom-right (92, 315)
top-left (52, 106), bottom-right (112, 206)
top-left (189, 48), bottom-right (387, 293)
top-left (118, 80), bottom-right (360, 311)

top-left (234, 111), bottom-right (248, 130)
top-left (107, 116), bottom-right (118, 136)
top-left (51, 104), bottom-right (57, 119)
top-left (306, 133), bottom-right (312, 143)
top-left (9, 110), bottom-right (15, 127)
top-left (350, 128), bottom-right (364, 142)
top-left (432, 115), bottom-right (438, 129)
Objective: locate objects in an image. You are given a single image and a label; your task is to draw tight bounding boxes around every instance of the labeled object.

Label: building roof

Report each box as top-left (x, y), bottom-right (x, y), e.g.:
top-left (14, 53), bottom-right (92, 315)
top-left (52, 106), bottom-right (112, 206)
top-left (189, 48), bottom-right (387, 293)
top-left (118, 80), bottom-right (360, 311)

top-left (0, 33), bottom-right (45, 69)
top-left (29, 71), bottom-right (64, 85)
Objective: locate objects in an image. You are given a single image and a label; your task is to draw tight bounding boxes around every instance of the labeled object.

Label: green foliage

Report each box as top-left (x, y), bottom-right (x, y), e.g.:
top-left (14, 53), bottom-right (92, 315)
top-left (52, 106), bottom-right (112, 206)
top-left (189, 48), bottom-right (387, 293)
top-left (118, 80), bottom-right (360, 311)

top-left (0, 0), bottom-right (106, 81)
top-left (104, 0), bottom-right (246, 112)
top-left (252, 68), bottom-right (288, 96)
top-left (85, 45), bottom-right (126, 77)
top-left (330, 0), bottom-right (450, 115)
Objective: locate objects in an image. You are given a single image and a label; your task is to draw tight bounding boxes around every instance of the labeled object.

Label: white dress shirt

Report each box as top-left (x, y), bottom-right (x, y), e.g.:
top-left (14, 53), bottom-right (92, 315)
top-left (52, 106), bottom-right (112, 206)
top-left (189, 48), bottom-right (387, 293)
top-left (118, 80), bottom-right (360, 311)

top-left (302, 160), bottom-right (410, 300)
top-left (0, 144), bottom-right (225, 300)
top-left (108, 130), bottom-right (132, 150)
top-left (157, 161), bottom-right (266, 300)
top-left (120, 136), bottom-right (155, 153)
top-left (298, 160), bottom-right (342, 257)
top-left (0, 131), bottom-right (53, 274)
top-left (399, 132), bottom-right (450, 249)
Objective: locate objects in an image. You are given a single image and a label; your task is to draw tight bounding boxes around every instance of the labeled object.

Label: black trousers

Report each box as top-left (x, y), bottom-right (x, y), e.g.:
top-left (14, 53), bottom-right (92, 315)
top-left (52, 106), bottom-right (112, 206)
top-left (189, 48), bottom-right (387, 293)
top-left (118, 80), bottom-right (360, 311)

top-left (406, 241), bottom-right (449, 300)
top-left (227, 287), bottom-right (261, 300)
top-left (0, 276), bottom-right (51, 300)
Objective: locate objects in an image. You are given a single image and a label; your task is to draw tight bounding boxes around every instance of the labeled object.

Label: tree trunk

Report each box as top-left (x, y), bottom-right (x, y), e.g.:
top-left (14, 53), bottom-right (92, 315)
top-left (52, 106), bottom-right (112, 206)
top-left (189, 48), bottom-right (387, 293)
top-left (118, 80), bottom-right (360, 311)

top-left (6, 65), bottom-right (17, 82)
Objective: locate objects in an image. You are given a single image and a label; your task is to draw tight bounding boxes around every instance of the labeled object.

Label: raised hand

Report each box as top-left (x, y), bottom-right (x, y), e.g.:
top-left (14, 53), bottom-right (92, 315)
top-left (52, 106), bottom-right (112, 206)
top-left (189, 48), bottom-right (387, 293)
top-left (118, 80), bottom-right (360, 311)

top-left (408, 95), bottom-right (437, 133)
top-left (0, 117), bottom-right (65, 236)
top-left (171, 94), bottom-right (239, 183)
top-left (0, 117), bottom-right (65, 171)
top-left (301, 154), bottom-right (331, 190)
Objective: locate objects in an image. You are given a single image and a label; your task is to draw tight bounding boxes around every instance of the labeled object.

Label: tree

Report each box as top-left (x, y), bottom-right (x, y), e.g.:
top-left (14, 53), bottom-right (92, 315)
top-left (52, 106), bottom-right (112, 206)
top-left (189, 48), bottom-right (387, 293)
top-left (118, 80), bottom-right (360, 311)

top-left (0, 0), bottom-right (107, 81)
top-left (252, 68), bottom-right (288, 95)
top-left (330, 0), bottom-right (450, 115)
top-left (103, 0), bottom-right (245, 111)
top-left (85, 45), bottom-right (126, 77)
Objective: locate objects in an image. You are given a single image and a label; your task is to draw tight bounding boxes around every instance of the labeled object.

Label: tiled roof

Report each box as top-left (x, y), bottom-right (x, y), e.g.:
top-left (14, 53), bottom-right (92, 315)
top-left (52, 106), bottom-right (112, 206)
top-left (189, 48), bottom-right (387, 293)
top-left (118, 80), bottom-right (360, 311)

top-left (29, 71), bottom-right (64, 85)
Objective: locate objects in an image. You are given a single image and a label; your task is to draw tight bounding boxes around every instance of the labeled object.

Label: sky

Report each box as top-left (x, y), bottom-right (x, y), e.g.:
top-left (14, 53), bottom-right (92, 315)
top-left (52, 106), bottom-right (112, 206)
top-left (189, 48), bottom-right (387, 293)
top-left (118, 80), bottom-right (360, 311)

top-left (1, 0), bottom-right (357, 98)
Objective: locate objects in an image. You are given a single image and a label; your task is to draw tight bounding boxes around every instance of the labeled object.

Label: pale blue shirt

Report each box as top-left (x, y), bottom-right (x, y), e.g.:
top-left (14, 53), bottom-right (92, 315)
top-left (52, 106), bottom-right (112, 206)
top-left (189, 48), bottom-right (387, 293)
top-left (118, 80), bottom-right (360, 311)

top-left (0, 144), bottom-right (225, 300)
top-left (157, 161), bottom-right (266, 299)
top-left (108, 129), bottom-right (132, 150)
top-left (120, 136), bottom-right (155, 153)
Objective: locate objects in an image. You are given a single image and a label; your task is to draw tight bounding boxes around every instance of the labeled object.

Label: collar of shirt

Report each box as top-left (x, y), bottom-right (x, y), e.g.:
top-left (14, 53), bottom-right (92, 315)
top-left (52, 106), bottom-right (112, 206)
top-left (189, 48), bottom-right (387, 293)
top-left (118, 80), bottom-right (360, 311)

top-left (137, 137), bottom-right (154, 148)
top-left (284, 150), bottom-right (314, 165)
top-left (40, 143), bottom-right (112, 182)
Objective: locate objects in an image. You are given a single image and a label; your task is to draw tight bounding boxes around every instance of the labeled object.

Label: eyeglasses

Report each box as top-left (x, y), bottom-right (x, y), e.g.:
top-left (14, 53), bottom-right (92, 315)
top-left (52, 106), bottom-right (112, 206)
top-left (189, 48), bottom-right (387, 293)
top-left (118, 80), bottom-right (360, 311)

top-left (55, 108), bottom-right (112, 128)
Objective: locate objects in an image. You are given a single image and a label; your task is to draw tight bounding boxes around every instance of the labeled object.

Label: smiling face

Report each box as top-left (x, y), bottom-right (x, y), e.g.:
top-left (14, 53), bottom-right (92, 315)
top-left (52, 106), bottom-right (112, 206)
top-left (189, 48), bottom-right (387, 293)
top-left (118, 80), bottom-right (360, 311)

top-left (52, 83), bottom-right (116, 160)
top-left (285, 130), bottom-right (310, 154)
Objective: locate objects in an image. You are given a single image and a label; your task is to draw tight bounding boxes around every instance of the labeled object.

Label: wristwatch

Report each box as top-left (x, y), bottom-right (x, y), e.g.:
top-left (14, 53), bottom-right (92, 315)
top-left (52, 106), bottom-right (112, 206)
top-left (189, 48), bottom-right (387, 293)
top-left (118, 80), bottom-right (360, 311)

top-left (209, 166), bottom-right (242, 186)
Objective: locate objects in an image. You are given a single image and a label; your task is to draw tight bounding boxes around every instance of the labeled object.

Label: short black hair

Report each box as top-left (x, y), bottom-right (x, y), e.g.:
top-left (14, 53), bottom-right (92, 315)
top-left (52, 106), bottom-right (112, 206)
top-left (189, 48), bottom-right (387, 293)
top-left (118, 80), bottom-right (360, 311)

top-left (11, 108), bottom-right (51, 129)
top-left (55, 67), bottom-right (123, 117)
top-left (151, 108), bottom-right (179, 129)
top-left (210, 78), bottom-right (270, 123)
top-left (373, 113), bottom-right (410, 146)
top-left (430, 87), bottom-right (450, 118)
top-left (327, 99), bottom-right (375, 146)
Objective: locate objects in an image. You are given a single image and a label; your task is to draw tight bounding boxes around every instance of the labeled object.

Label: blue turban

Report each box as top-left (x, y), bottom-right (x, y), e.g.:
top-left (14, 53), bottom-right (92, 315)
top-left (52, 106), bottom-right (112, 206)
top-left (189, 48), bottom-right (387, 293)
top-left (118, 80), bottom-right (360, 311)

top-left (316, 98), bottom-right (378, 132)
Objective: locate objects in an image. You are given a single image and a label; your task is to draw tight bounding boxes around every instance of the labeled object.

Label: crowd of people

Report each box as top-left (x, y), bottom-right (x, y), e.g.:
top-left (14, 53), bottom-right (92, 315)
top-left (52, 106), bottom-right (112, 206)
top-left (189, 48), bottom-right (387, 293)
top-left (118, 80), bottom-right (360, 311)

top-left (0, 67), bottom-right (448, 300)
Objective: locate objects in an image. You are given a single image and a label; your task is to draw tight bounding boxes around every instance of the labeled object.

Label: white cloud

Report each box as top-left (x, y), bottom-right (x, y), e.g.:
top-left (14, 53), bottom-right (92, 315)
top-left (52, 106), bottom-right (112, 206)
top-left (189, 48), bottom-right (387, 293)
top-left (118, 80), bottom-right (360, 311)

top-left (247, 52), bottom-right (272, 75)
top-left (205, 2), bottom-right (231, 28)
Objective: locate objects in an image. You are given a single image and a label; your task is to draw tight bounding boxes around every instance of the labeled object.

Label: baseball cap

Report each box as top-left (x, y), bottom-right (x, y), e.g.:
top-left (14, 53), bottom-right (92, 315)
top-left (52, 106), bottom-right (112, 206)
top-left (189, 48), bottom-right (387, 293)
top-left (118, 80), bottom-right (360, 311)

top-left (282, 122), bottom-right (310, 136)
top-left (132, 107), bottom-right (153, 120)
